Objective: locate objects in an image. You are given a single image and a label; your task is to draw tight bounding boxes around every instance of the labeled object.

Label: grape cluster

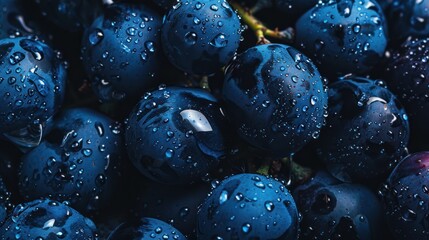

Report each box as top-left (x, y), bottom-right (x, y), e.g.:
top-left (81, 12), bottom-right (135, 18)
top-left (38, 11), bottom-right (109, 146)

top-left (0, 0), bottom-right (426, 239)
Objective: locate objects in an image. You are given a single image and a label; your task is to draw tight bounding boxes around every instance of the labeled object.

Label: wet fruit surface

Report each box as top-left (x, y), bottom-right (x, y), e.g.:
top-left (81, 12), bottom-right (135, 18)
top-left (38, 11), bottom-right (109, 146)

top-left (161, 0), bottom-right (242, 75)
top-left (0, 0), bottom-right (428, 239)
top-left (125, 86), bottom-right (227, 184)
top-left (18, 108), bottom-right (124, 213)
top-left (294, 171), bottom-right (384, 239)
top-left (317, 77), bottom-right (409, 183)
top-left (107, 217), bottom-right (186, 240)
top-left (197, 173), bottom-right (299, 240)
top-left (295, 0), bottom-right (387, 77)
top-left (385, 37), bottom-right (429, 148)
top-left (222, 43), bottom-right (328, 157)
top-left (0, 37), bottom-right (66, 147)
top-left (81, 3), bottom-right (163, 102)
top-left (382, 152), bottom-right (429, 239)
top-left (0, 199), bottom-right (98, 239)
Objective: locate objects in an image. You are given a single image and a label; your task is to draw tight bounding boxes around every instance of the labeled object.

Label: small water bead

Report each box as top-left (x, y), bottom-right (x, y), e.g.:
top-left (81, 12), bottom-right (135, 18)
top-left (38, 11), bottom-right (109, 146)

top-left (94, 122), bottom-right (104, 137)
top-left (210, 4), bottom-right (219, 11)
top-left (310, 95), bottom-right (318, 106)
top-left (209, 33), bottom-right (227, 48)
top-left (9, 52), bottom-right (25, 65)
top-left (184, 32), bottom-right (198, 45)
top-left (219, 190), bottom-right (228, 204)
top-left (166, 131), bottom-right (174, 137)
top-left (265, 201), bottom-right (275, 212)
top-left (82, 149), bottom-right (92, 157)
top-left (193, 17), bottom-right (201, 25)
top-left (88, 29), bottom-right (104, 46)
top-left (140, 52), bottom-right (148, 62)
top-left (241, 223), bottom-right (252, 234)
top-left (254, 181), bottom-right (265, 189)
top-left (195, 2), bottom-right (202, 10)
top-left (165, 149), bottom-right (174, 158)
top-left (126, 27), bottom-right (137, 36)
top-left (352, 24), bottom-right (361, 33)
top-left (145, 41), bottom-right (155, 52)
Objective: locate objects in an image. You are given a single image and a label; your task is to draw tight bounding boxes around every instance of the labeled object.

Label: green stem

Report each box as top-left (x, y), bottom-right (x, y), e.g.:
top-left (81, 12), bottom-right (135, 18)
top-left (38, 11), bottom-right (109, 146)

top-left (230, 1), bottom-right (295, 44)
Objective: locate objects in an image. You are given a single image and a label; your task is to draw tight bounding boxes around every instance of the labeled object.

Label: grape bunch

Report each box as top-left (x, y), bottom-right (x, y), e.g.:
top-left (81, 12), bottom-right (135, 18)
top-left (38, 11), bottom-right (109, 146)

top-left (0, 0), bottom-right (426, 239)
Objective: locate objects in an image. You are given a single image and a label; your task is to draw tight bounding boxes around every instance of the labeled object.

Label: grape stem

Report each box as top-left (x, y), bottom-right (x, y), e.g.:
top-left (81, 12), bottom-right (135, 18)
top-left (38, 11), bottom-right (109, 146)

top-left (284, 157), bottom-right (313, 187)
top-left (255, 156), bottom-right (313, 187)
top-left (229, 1), bottom-right (294, 44)
top-left (199, 76), bottom-right (211, 91)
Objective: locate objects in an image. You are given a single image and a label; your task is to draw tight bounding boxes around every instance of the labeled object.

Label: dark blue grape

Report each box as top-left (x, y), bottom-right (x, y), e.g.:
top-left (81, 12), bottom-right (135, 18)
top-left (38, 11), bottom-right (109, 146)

top-left (384, 0), bottom-right (429, 41)
top-left (0, 199), bottom-right (98, 239)
top-left (293, 171), bottom-right (385, 239)
top-left (34, 0), bottom-right (103, 31)
top-left (161, 0), bottom-right (242, 75)
top-left (138, 182), bottom-right (210, 238)
top-left (125, 86), bottom-right (227, 184)
top-left (0, 37), bottom-right (66, 148)
top-left (295, 0), bottom-right (387, 77)
top-left (385, 37), bottom-right (429, 148)
top-left (197, 173), bottom-right (299, 239)
top-left (18, 108), bottom-right (124, 213)
top-left (81, 3), bottom-right (163, 102)
top-left (317, 77), bottom-right (409, 183)
top-left (381, 152), bottom-right (429, 239)
top-left (108, 217), bottom-right (186, 240)
top-left (222, 43), bottom-right (328, 157)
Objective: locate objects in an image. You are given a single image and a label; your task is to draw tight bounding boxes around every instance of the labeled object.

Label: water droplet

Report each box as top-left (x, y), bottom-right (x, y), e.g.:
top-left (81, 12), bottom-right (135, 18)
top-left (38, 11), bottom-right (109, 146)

top-left (193, 17), bottom-right (201, 25)
top-left (254, 181), bottom-right (265, 189)
top-left (265, 201), bottom-right (274, 212)
top-left (402, 208), bottom-right (417, 221)
top-left (180, 109), bottom-right (213, 132)
top-left (167, 131), bottom-right (174, 138)
top-left (184, 32), bottom-right (198, 45)
top-left (363, 42), bottom-right (370, 51)
top-left (19, 39), bottom-right (44, 60)
top-left (219, 190), bottom-right (228, 204)
top-left (82, 149), bottom-right (92, 157)
top-left (9, 52), bottom-right (25, 65)
top-left (140, 52), bottom-right (148, 62)
top-left (310, 95), bottom-right (318, 105)
top-left (210, 4), bottom-right (219, 11)
top-left (165, 148), bottom-right (174, 158)
top-left (29, 77), bottom-right (48, 96)
top-left (209, 33), bottom-right (227, 48)
top-left (352, 24), bottom-right (361, 33)
top-left (195, 2), bottom-right (202, 9)
top-left (242, 223), bottom-right (252, 233)
top-left (89, 29), bottom-right (104, 46)
top-left (43, 219), bottom-right (55, 229)
top-left (126, 27), bottom-right (137, 36)
top-left (145, 41), bottom-right (155, 52)
top-left (262, 100), bottom-right (270, 108)
top-left (95, 122), bottom-right (104, 136)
